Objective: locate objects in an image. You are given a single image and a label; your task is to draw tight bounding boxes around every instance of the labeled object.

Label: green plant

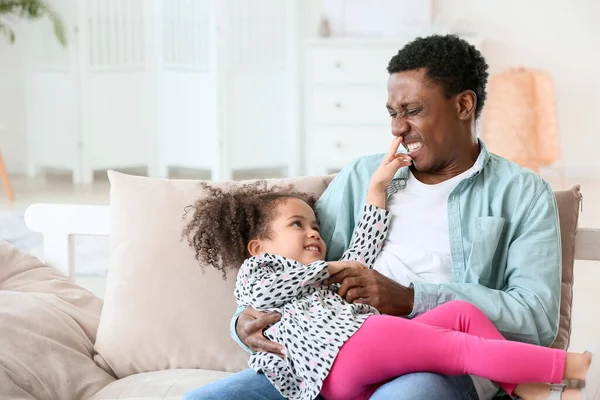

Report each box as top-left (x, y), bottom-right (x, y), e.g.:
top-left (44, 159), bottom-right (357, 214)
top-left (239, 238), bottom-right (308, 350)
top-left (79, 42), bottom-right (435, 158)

top-left (0, 0), bottom-right (66, 46)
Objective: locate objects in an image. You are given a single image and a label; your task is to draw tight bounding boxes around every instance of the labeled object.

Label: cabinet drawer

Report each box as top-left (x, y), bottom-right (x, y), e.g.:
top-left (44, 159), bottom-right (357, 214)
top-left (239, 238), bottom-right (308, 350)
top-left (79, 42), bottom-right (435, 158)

top-left (309, 48), bottom-right (396, 85)
top-left (307, 126), bottom-right (393, 168)
top-left (310, 86), bottom-right (389, 125)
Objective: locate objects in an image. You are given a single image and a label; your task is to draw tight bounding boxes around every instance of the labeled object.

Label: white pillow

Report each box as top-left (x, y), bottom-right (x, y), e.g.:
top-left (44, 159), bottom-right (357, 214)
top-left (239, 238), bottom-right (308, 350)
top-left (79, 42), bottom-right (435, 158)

top-left (93, 171), bottom-right (335, 378)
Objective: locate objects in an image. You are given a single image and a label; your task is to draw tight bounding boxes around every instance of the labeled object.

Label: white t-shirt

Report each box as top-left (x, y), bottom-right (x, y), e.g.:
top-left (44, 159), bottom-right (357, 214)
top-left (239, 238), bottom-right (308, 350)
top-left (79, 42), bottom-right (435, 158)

top-left (372, 165), bottom-right (499, 399)
top-left (373, 166), bottom-right (475, 286)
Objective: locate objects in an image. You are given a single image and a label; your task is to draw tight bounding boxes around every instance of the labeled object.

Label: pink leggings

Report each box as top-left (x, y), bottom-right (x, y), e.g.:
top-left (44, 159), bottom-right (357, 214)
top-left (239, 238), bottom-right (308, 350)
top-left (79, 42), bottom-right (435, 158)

top-left (320, 300), bottom-right (566, 400)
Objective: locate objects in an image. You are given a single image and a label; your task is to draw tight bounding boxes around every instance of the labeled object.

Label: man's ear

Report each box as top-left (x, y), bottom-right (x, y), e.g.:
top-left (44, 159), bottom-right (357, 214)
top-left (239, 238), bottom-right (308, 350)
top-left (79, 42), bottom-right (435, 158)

top-left (456, 90), bottom-right (477, 120)
top-left (247, 240), bottom-right (263, 256)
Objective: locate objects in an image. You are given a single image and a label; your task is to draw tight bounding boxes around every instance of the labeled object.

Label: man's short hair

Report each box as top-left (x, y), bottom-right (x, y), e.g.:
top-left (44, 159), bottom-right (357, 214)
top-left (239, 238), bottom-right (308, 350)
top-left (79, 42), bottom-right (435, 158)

top-left (388, 34), bottom-right (489, 120)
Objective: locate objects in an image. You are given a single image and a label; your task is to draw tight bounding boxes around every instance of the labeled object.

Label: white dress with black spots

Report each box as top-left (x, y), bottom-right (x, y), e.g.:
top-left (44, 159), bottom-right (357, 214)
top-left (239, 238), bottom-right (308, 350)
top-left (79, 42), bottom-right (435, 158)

top-left (234, 204), bottom-right (391, 400)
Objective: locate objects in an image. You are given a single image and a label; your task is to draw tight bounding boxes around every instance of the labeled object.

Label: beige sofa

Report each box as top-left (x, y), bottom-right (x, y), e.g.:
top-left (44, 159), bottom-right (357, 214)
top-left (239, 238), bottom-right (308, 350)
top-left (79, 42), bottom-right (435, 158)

top-left (0, 171), bottom-right (596, 399)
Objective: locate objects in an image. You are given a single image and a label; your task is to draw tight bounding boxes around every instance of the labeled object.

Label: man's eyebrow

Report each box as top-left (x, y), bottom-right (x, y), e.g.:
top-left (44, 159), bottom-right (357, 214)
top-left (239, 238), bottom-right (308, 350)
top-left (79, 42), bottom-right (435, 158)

top-left (400, 102), bottom-right (421, 108)
top-left (387, 102), bottom-right (421, 110)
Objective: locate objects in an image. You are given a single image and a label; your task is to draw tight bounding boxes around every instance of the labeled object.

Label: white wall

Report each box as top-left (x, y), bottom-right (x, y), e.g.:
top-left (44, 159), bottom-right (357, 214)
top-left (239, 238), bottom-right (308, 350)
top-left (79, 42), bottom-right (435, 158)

top-left (3, 1), bottom-right (599, 175)
top-left (432, 0), bottom-right (600, 175)
top-left (0, 22), bottom-right (26, 173)
top-left (302, 0), bottom-right (600, 175)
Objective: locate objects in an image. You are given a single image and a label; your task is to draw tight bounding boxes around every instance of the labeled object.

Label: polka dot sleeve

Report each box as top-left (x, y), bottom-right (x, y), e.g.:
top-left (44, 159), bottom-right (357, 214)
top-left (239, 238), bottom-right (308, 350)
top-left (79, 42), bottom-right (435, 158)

top-left (339, 204), bottom-right (391, 268)
top-left (235, 253), bottom-right (329, 310)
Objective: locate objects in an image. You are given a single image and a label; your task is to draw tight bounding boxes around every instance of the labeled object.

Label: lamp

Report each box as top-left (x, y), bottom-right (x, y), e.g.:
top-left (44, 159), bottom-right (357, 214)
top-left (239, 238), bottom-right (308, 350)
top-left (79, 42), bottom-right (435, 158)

top-left (482, 67), bottom-right (560, 174)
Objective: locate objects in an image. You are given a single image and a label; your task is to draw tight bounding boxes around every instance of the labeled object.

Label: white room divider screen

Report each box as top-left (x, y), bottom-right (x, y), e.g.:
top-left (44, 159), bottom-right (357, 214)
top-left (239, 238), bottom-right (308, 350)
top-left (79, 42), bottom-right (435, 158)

top-left (25, 0), bottom-right (300, 183)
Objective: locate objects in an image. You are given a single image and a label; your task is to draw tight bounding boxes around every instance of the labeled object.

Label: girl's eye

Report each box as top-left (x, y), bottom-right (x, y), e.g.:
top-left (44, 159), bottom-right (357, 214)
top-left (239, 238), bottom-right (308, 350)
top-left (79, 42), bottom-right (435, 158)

top-left (312, 226), bottom-right (320, 233)
top-left (292, 221), bottom-right (301, 227)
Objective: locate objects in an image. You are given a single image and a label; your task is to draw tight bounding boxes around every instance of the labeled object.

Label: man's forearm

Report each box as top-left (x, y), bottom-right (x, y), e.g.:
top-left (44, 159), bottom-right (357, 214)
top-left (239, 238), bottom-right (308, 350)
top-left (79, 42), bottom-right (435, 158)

top-left (387, 284), bottom-right (415, 317)
top-left (410, 282), bottom-right (558, 346)
top-left (410, 182), bottom-right (562, 346)
top-left (230, 304), bottom-right (252, 353)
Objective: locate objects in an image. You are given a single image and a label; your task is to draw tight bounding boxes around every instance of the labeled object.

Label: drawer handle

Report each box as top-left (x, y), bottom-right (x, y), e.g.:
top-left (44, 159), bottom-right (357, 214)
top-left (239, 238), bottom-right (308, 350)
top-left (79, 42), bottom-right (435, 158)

top-left (334, 102), bottom-right (342, 109)
top-left (334, 62), bottom-right (342, 69)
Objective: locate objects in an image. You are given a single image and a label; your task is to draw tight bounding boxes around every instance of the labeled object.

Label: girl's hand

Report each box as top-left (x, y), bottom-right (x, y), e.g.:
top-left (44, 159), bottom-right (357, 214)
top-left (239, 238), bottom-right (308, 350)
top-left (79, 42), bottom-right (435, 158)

top-left (367, 137), bottom-right (412, 208)
top-left (327, 260), bottom-right (367, 276)
top-left (370, 136), bottom-right (412, 190)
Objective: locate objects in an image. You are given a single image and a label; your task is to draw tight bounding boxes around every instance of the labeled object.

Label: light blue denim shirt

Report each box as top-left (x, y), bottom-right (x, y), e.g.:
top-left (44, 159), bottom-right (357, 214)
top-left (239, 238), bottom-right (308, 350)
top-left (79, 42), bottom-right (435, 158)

top-left (231, 140), bottom-right (562, 352)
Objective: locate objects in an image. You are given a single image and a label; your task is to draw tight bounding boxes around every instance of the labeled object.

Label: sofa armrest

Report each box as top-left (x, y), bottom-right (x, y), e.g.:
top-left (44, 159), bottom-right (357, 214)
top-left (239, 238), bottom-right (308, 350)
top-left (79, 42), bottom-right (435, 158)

top-left (24, 204), bottom-right (110, 279)
top-left (575, 228), bottom-right (600, 261)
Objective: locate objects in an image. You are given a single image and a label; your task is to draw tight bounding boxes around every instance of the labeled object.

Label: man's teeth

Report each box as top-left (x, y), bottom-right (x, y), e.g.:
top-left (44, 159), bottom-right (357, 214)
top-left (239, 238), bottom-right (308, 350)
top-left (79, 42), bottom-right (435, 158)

top-left (406, 142), bottom-right (422, 153)
top-left (305, 246), bottom-right (320, 253)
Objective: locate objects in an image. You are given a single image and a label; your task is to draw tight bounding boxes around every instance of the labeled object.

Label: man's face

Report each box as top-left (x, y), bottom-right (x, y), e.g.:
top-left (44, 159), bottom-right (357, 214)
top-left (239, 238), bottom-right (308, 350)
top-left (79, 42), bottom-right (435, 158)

top-left (386, 68), bottom-right (462, 173)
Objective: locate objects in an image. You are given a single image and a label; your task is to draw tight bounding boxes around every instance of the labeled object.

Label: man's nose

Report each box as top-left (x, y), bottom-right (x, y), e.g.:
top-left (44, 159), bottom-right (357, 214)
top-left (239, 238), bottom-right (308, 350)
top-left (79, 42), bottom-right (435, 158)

top-left (392, 117), bottom-right (410, 137)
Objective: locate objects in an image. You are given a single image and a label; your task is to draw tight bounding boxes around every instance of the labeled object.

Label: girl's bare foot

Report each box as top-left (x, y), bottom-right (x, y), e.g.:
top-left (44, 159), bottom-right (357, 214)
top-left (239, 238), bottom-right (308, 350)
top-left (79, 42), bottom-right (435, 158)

top-left (564, 352), bottom-right (593, 381)
top-left (514, 383), bottom-right (553, 400)
top-left (514, 383), bottom-right (582, 400)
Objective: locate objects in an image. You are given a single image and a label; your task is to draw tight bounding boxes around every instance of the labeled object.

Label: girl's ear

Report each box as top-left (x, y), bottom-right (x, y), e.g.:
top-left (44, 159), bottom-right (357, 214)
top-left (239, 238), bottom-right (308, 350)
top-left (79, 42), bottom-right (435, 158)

top-left (247, 240), bottom-right (263, 256)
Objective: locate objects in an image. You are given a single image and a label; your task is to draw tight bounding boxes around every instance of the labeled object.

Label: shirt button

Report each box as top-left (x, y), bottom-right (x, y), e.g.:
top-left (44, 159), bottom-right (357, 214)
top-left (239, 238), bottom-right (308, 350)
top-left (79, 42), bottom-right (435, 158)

top-left (399, 179), bottom-right (406, 188)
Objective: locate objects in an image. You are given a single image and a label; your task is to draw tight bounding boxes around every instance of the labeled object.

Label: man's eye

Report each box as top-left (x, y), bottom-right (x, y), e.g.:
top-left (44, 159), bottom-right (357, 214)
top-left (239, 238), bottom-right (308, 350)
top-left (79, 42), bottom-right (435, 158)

top-left (407, 108), bottom-right (420, 115)
top-left (389, 113), bottom-right (397, 118)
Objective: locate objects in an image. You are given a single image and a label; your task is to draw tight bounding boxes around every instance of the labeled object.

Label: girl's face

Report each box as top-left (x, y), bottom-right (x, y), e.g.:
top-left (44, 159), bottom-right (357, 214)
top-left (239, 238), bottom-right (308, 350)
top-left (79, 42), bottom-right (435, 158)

top-left (248, 198), bottom-right (326, 265)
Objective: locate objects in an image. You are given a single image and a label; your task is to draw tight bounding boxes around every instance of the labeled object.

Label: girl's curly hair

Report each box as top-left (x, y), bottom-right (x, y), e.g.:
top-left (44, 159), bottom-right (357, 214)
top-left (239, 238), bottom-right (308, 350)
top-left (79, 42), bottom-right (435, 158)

top-left (182, 181), bottom-right (317, 278)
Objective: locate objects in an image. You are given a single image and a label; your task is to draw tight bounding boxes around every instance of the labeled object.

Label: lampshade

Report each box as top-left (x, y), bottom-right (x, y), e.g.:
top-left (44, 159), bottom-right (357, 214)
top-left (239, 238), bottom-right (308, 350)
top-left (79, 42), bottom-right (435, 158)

top-left (482, 67), bottom-right (560, 172)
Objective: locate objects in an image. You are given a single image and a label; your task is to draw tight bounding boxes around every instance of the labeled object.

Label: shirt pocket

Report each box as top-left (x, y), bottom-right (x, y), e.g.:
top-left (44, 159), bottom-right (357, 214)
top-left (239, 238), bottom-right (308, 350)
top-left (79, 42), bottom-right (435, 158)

top-left (468, 217), bottom-right (506, 285)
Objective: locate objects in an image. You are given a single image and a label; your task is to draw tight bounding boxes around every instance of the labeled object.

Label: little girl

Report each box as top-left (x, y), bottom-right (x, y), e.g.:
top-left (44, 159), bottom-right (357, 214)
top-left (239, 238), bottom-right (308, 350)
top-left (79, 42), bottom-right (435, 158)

top-left (183, 138), bottom-right (598, 400)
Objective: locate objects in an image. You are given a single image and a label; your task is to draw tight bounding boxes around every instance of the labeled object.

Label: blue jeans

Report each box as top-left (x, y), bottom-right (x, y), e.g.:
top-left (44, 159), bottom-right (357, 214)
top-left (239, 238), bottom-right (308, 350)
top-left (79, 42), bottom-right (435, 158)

top-left (183, 368), bottom-right (479, 400)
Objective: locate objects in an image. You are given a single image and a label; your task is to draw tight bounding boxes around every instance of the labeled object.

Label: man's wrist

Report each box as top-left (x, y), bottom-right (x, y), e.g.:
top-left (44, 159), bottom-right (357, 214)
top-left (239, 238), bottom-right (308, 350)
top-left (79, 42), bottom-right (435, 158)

top-left (407, 284), bottom-right (415, 313)
top-left (406, 282), bottom-right (420, 318)
top-left (388, 282), bottom-right (415, 316)
top-left (234, 316), bottom-right (242, 339)
top-left (401, 283), bottom-right (415, 316)
top-left (232, 314), bottom-right (253, 353)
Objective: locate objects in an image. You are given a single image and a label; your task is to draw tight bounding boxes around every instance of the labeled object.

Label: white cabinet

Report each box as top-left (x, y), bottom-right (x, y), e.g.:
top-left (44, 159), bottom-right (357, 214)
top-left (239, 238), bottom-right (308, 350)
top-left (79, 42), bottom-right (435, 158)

top-left (303, 37), bottom-right (482, 175)
top-left (303, 38), bottom-right (407, 176)
top-left (25, 0), bottom-right (300, 183)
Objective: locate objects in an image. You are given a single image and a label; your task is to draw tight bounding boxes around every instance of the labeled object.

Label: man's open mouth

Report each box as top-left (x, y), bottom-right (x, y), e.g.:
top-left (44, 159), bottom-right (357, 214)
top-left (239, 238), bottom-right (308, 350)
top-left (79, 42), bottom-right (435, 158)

top-left (404, 141), bottom-right (423, 156)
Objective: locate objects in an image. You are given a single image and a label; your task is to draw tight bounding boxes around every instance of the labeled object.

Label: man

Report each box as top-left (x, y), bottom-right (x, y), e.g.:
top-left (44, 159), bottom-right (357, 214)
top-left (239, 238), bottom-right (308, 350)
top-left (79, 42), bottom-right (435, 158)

top-left (184, 34), bottom-right (561, 400)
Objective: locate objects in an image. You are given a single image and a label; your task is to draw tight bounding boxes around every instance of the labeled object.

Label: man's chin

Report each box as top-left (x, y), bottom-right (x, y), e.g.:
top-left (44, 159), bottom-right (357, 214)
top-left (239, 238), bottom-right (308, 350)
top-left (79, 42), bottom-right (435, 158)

top-left (410, 160), bottom-right (423, 171)
top-left (410, 160), bottom-right (434, 174)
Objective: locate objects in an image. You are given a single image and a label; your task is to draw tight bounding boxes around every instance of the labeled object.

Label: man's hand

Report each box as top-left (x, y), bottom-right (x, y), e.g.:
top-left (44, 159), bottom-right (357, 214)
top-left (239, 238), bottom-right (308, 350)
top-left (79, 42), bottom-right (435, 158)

top-left (327, 267), bottom-right (414, 316)
top-left (236, 306), bottom-right (286, 358)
